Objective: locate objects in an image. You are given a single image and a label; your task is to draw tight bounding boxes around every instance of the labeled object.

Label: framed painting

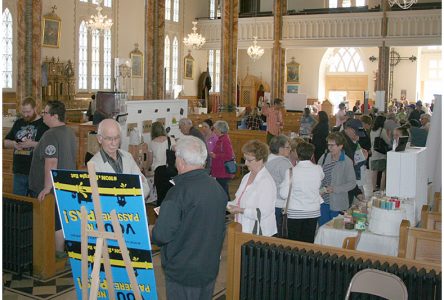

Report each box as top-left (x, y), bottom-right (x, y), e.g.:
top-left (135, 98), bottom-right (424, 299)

top-left (286, 59), bottom-right (300, 83)
top-left (184, 55), bottom-right (194, 80)
top-left (42, 16), bottom-right (61, 48)
top-left (131, 53), bottom-right (143, 78)
top-left (287, 84), bottom-right (299, 94)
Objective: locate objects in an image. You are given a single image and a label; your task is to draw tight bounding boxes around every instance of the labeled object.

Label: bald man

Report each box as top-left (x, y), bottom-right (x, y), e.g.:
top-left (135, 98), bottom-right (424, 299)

top-left (90, 119), bottom-right (150, 199)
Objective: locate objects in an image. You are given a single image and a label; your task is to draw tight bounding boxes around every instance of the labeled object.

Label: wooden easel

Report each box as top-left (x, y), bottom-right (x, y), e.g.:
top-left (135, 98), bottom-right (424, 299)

top-left (80, 162), bottom-right (142, 300)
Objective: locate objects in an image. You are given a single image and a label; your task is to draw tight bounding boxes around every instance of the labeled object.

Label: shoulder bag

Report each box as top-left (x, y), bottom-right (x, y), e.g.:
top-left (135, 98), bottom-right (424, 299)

top-left (281, 167), bottom-right (293, 239)
top-left (373, 128), bottom-right (389, 154)
top-left (165, 136), bottom-right (178, 177)
top-left (252, 208), bottom-right (263, 235)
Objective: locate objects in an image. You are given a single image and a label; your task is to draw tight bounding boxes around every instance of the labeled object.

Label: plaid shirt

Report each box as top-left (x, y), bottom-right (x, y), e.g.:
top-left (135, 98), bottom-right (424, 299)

top-left (246, 115), bottom-right (263, 130)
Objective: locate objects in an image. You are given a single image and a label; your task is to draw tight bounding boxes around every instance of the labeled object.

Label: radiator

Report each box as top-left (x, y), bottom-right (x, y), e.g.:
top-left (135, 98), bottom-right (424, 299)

top-left (3, 199), bottom-right (33, 275)
top-left (240, 241), bottom-right (441, 300)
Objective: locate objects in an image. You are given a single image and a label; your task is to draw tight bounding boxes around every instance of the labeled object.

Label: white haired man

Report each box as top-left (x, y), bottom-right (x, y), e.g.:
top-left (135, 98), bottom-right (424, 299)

top-left (89, 119), bottom-right (150, 199)
top-left (152, 136), bottom-right (227, 299)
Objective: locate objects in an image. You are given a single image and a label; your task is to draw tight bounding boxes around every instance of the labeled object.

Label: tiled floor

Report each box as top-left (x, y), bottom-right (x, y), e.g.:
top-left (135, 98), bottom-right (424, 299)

top-left (3, 177), bottom-right (242, 300)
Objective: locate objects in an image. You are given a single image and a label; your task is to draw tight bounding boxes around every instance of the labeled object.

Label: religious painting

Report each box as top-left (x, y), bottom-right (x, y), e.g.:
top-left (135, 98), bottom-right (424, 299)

top-left (131, 53), bottom-right (143, 78)
top-left (184, 55), bottom-right (194, 80)
top-left (286, 59), bottom-right (300, 84)
top-left (42, 17), bottom-right (61, 48)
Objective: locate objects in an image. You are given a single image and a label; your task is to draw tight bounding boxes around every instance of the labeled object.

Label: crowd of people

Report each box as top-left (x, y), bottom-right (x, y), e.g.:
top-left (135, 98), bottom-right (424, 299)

top-left (4, 96), bottom-right (434, 299)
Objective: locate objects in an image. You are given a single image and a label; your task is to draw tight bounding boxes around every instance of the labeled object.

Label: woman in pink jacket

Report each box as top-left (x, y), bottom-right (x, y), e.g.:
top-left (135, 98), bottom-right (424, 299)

top-left (210, 120), bottom-right (235, 199)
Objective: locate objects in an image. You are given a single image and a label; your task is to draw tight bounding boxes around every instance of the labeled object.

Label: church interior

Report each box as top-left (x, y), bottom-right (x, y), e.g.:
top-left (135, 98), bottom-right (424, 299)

top-left (1, 0), bottom-right (442, 299)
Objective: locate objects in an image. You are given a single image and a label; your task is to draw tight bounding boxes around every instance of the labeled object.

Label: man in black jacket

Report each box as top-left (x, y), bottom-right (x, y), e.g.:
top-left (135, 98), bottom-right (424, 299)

top-left (152, 136), bottom-right (227, 299)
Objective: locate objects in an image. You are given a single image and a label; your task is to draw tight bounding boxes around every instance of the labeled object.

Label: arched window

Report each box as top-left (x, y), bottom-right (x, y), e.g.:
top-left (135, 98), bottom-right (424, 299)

top-left (2, 8), bottom-right (13, 88)
top-left (172, 37), bottom-right (179, 88)
top-left (210, 0), bottom-right (216, 19)
top-left (78, 21), bottom-right (88, 89)
top-left (208, 49), bottom-right (220, 92)
top-left (164, 36), bottom-right (171, 91)
top-left (77, 0), bottom-right (113, 91)
top-left (173, 0), bottom-right (179, 22)
top-left (165, 0), bottom-right (171, 20)
top-left (328, 47), bottom-right (364, 73)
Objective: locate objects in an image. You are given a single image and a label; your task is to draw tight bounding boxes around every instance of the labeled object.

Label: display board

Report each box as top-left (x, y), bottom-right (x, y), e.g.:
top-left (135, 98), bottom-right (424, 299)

top-left (284, 93), bottom-right (307, 111)
top-left (121, 100), bottom-right (188, 150)
top-left (52, 169), bottom-right (157, 300)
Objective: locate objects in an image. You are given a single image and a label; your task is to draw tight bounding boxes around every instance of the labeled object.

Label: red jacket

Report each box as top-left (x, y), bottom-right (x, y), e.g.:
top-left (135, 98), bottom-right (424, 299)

top-left (210, 134), bottom-right (235, 179)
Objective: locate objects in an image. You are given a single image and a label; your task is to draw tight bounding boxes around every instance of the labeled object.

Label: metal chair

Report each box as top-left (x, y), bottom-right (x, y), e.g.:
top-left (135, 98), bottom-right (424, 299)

top-left (345, 268), bottom-right (408, 300)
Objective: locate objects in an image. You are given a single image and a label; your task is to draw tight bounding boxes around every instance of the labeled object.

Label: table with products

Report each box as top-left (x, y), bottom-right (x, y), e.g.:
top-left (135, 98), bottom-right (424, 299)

top-left (314, 220), bottom-right (400, 256)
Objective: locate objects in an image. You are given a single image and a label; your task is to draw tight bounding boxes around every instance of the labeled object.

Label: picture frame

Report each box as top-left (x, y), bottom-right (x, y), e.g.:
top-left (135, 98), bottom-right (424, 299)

top-left (42, 16), bottom-right (61, 48)
top-left (184, 54), bottom-right (194, 80)
top-left (287, 84), bottom-right (299, 94)
top-left (286, 59), bottom-right (300, 84)
top-left (131, 53), bottom-right (143, 78)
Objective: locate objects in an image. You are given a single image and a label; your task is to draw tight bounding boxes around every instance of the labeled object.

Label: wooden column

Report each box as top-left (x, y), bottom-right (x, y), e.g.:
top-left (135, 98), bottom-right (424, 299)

top-left (221, 0), bottom-right (239, 110)
top-left (271, 0), bottom-right (286, 100)
top-left (144, 0), bottom-right (165, 99)
top-left (17, 0), bottom-right (42, 108)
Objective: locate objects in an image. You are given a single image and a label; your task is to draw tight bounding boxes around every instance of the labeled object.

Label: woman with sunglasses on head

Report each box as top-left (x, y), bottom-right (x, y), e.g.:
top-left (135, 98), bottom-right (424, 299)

top-left (227, 140), bottom-right (277, 236)
top-left (318, 132), bottom-right (356, 226)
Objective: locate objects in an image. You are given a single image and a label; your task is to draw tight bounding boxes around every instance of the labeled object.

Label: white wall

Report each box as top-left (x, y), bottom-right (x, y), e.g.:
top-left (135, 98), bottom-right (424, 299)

top-left (237, 49), bottom-right (273, 88)
top-left (391, 46), bottom-right (419, 101)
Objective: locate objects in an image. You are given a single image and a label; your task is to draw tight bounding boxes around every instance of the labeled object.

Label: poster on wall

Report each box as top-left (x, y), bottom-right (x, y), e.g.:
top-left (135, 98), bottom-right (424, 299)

top-left (287, 85), bottom-right (299, 94)
top-left (51, 169), bottom-right (158, 300)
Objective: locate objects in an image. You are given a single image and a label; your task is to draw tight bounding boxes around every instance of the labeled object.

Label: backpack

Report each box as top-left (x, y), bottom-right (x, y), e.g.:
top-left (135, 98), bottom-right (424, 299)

top-left (165, 136), bottom-right (178, 177)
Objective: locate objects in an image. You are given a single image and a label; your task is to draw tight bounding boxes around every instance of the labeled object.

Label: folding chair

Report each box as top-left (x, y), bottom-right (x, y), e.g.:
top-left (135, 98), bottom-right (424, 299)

top-left (345, 268), bottom-right (408, 300)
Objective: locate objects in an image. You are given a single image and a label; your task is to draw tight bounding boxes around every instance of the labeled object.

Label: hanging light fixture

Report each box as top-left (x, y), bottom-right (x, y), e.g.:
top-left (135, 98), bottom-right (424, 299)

top-left (183, 21), bottom-right (206, 50)
top-left (247, 36), bottom-right (264, 61)
top-left (388, 0), bottom-right (417, 9)
top-left (86, 0), bottom-right (113, 33)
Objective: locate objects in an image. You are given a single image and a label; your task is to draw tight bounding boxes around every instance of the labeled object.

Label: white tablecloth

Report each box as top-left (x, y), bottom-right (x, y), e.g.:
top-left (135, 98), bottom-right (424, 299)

top-left (314, 222), bottom-right (399, 257)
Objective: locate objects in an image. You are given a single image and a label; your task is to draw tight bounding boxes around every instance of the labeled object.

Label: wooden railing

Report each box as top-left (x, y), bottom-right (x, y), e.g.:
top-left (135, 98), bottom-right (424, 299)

top-left (226, 222), bottom-right (441, 299)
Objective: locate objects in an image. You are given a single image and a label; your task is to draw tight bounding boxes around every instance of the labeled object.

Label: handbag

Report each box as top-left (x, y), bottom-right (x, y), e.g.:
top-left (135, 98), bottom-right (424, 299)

top-left (281, 168), bottom-right (293, 239)
top-left (373, 128), bottom-right (389, 154)
top-left (252, 208), bottom-right (263, 235)
top-left (224, 159), bottom-right (237, 174)
top-left (165, 136), bottom-right (178, 177)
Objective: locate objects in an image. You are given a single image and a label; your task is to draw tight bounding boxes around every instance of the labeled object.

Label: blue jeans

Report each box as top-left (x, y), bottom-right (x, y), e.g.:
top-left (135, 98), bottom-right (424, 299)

top-left (13, 174), bottom-right (30, 196)
top-left (275, 208), bottom-right (283, 237)
top-left (319, 203), bottom-right (340, 226)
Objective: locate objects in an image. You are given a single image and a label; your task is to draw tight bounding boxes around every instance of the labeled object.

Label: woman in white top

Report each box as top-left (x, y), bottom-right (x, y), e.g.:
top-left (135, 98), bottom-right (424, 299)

top-left (370, 115), bottom-right (391, 191)
top-left (280, 142), bottom-right (324, 242)
top-left (149, 121), bottom-right (176, 205)
top-left (227, 140), bottom-right (277, 236)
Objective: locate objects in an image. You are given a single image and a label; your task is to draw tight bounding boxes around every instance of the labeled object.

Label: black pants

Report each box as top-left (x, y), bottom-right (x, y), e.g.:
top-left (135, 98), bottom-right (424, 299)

top-left (154, 166), bottom-right (173, 206)
top-left (287, 217), bottom-right (318, 243)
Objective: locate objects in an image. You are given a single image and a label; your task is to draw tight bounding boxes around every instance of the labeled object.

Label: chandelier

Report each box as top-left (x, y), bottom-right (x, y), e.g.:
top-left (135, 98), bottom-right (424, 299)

top-left (388, 0), bottom-right (417, 9)
top-left (86, 0), bottom-right (113, 33)
top-left (247, 36), bottom-right (264, 61)
top-left (183, 21), bottom-right (206, 50)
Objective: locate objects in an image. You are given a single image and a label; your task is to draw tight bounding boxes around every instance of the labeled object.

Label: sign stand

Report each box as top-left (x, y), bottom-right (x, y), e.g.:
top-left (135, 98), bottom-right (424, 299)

top-left (80, 162), bottom-right (142, 300)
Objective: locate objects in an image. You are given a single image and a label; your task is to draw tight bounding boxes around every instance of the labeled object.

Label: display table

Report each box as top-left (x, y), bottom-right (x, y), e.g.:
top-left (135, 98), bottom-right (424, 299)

top-left (314, 221), bottom-right (399, 256)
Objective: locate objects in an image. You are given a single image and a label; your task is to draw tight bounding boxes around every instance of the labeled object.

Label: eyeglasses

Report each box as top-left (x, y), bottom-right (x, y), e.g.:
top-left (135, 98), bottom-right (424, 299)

top-left (244, 156), bottom-right (256, 163)
top-left (327, 143), bottom-right (337, 147)
top-left (41, 110), bottom-right (50, 115)
top-left (101, 136), bottom-right (121, 142)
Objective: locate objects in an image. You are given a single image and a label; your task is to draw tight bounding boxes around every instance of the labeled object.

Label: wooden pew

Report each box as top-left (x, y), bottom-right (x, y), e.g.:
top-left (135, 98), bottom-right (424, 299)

top-left (398, 219), bottom-right (441, 265)
top-left (421, 205), bottom-right (442, 231)
top-left (188, 112), bottom-right (238, 132)
top-left (3, 192), bottom-right (66, 279)
top-left (229, 129), bottom-right (267, 165)
top-left (226, 222), bottom-right (440, 300)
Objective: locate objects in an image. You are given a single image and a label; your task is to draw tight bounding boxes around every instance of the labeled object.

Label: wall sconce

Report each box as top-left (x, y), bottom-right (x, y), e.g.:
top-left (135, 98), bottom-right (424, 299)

top-left (369, 55), bottom-right (377, 62)
top-left (409, 55), bottom-right (417, 62)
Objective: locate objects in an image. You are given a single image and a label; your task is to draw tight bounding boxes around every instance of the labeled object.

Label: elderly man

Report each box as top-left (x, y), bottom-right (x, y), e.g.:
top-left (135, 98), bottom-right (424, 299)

top-left (29, 100), bottom-right (77, 257)
top-left (89, 119), bottom-right (149, 199)
top-left (4, 97), bottom-right (49, 195)
top-left (152, 136), bottom-right (226, 300)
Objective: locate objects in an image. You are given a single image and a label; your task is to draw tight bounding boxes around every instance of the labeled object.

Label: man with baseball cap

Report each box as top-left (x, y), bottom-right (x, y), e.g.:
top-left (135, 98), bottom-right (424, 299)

top-left (341, 118), bottom-right (368, 205)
